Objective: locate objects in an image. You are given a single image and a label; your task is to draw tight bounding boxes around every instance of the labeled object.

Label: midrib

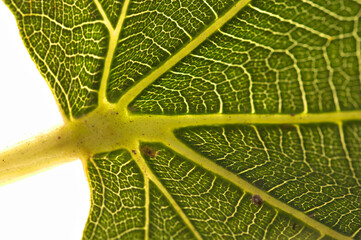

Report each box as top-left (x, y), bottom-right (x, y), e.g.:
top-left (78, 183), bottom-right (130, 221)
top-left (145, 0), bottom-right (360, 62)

top-left (129, 110), bottom-right (361, 128)
top-left (95, 0), bottom-right (131, 104)
top-left (117, 0), bottom-right (253, 107)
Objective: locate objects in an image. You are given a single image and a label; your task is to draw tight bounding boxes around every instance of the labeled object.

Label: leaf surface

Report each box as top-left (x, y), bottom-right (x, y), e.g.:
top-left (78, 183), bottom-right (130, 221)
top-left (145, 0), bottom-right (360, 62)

top-left (3, 0), bottom-right (361, 239)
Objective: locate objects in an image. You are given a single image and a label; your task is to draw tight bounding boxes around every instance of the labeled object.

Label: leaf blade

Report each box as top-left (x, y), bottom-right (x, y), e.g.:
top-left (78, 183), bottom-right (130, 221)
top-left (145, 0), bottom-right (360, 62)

top-left (3, 0), bottom-right (361, 239)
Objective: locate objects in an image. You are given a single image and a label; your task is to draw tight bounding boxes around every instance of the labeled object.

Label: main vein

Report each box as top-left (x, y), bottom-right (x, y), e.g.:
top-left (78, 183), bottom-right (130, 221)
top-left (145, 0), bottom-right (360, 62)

top-left (117, 0), bottom-right (253, 108)
top-left (129, 110), bottom-right (361, 130)
top-left (96, 0), bottom-right (131, 104)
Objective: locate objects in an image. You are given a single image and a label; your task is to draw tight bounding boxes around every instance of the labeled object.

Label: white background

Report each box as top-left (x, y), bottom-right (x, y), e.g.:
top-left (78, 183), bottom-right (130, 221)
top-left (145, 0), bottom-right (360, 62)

top-left (0, 3), bottom-right (90, 240)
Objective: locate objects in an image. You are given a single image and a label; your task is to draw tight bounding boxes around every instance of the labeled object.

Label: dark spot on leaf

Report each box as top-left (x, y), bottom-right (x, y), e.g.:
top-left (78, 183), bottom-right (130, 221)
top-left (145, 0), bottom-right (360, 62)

top-left (131, 150), bottom-right (136, 155)
top-left (251, 194), bottom-right (263, 207)
top-left (292, 223), bottom-right (297, 230)
top-left (290, 113), bottom-right (295, 116)
top-left (57, 136), bottom-right (61, 140)
top-left (141, 145), bottom-right (158, 158)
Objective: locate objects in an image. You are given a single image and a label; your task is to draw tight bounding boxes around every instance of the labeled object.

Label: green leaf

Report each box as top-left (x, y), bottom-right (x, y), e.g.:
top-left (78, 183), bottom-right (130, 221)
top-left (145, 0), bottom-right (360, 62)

top-left (1, 0), bottom-right (361, 239)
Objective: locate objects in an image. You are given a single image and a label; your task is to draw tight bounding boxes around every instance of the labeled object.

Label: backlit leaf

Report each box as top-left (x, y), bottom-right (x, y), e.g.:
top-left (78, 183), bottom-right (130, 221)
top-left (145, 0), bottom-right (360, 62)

top-left (2, 0), bottom-right (361, 239)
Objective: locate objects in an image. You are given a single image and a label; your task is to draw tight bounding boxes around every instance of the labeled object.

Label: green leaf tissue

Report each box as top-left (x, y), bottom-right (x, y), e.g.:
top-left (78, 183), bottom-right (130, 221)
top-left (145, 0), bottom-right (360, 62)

top-left (1, 0), bottom-right (361, 239)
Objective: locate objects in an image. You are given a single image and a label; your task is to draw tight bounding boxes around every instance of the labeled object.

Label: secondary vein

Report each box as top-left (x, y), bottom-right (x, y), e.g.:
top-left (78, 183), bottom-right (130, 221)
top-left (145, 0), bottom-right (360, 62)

top-left (165, 135), bottom-right (353, 240)
top-left (97, 0), bottom-right (131, 105)
top-left (130, 143), bottom-right (203, 240)
top-left (117, 0), bottom-right (253, 108)
top-left (93, 0), bottom-right (114, 31)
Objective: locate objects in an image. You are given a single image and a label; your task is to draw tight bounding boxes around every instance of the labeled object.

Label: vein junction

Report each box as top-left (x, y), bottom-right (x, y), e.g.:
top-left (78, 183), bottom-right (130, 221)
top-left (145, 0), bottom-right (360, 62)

top-left (73, 102), bottom-right (360, 239)
top-left (96, 0), bottom-right (131, 104)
